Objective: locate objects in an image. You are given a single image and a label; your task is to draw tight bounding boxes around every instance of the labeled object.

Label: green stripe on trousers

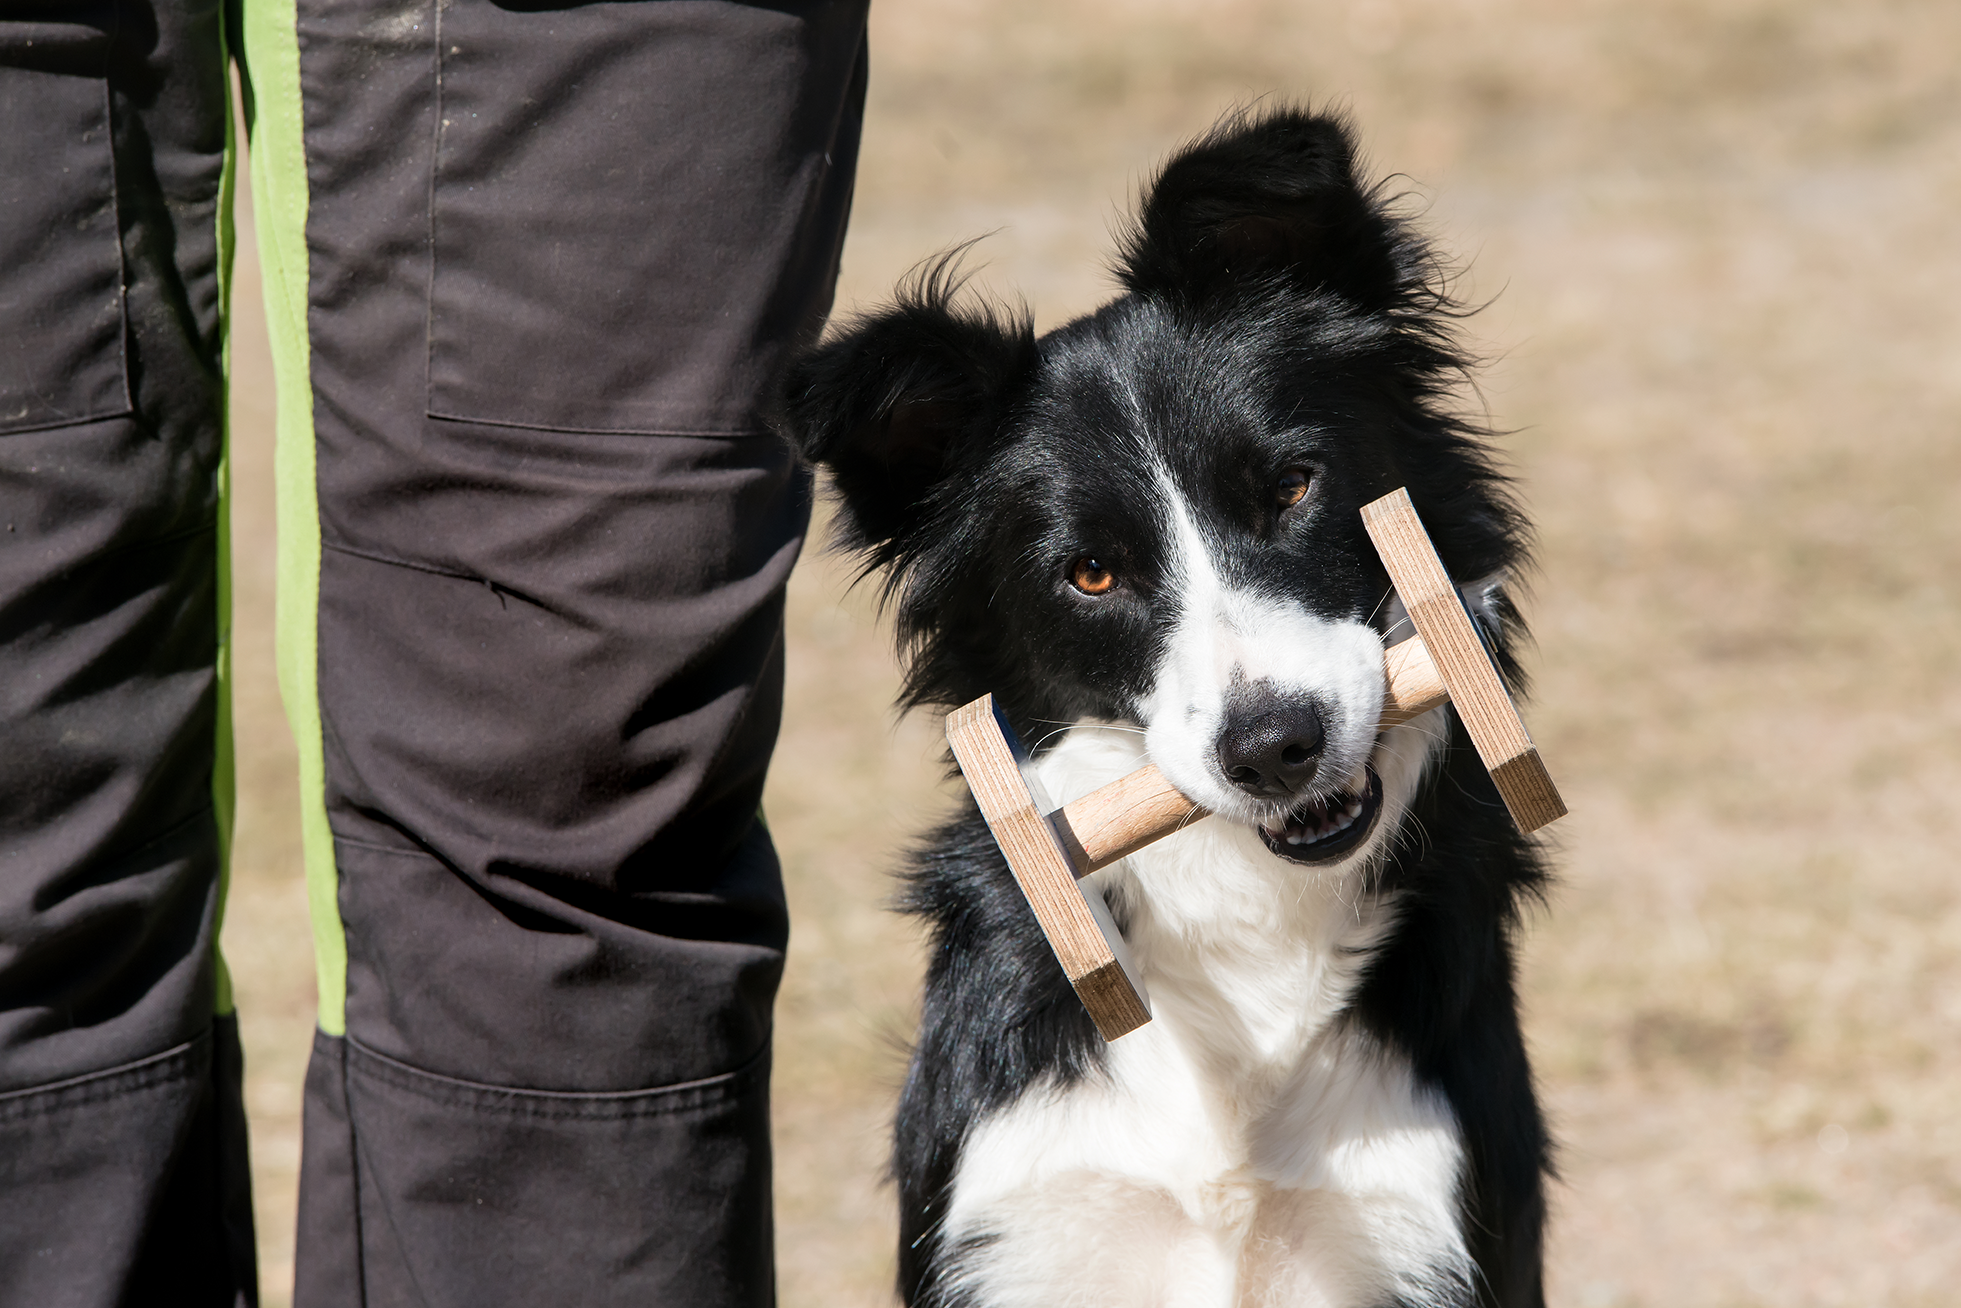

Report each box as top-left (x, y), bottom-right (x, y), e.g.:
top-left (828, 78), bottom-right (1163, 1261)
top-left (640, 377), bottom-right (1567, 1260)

top-left (239, 0), bottom-right (347, 1035)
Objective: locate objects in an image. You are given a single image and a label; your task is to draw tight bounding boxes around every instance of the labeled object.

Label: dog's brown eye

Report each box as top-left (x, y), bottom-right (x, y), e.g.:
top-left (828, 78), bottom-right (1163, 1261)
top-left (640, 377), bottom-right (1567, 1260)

top-left (1070, 557), bottom-right (1117, 596)
top-left (1276, 468), bottom-right (1311, 509)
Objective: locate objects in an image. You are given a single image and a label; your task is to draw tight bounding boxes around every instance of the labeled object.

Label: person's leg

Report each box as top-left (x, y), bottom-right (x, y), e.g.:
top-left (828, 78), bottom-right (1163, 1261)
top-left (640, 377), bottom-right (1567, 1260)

top-left (0, 2), bottom-right (257, 1304)
top-left (238, 0), bottom-right (868, 1302)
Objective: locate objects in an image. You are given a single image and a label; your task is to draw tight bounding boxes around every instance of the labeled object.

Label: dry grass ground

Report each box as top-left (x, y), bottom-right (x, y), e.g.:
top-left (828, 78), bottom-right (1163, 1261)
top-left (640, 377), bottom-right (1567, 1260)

top-left (221, 2), bottom-right (1961, 1304)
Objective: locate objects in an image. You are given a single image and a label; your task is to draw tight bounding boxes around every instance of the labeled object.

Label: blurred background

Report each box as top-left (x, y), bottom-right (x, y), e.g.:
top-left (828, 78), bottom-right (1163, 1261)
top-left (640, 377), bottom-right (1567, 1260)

top-left (219, 1), bottom-right (1961, 1304)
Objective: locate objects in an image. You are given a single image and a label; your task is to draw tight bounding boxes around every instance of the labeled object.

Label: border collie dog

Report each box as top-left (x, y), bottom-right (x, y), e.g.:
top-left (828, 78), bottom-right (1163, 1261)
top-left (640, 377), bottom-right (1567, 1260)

top-left (780, 109), bottom-right (1551, 1308)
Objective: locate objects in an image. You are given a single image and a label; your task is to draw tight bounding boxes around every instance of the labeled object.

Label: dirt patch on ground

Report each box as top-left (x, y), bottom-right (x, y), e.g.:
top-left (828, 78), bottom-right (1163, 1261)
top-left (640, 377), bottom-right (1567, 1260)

top-left (222, 2), bottom-right (1961, 1303)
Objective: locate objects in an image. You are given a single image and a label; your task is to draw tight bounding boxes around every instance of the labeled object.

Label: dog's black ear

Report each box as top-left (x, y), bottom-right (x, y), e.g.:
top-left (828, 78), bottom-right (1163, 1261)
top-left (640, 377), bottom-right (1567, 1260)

top-left (1119, 108), bottom-right (1405, 310)
top-left (779, 262), bottom-right (1035, 548)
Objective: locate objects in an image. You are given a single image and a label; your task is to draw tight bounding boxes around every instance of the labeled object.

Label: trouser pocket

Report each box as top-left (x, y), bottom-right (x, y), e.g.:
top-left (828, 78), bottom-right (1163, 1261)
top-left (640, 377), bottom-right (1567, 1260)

top-left (425, 0), bottom-right (868, 434)
top-left (0, 1023), bottom-right (257, 1308)
top-left (0, 10), bottom-right (132, 433)
top-left (297, 1030), bottom-right (776, 1308)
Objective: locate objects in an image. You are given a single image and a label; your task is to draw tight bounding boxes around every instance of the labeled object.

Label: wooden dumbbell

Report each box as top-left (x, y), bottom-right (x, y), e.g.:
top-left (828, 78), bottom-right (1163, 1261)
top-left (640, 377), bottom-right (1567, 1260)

top-left (944, 487), bottom-right (1566, 1041)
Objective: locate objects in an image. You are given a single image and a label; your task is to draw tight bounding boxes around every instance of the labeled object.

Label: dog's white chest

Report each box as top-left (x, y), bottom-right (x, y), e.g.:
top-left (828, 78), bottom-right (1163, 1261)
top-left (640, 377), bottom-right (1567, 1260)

top-left (942, 1029), bottom-right (1471, 1307)
top-left (934, 736), bottom-right (1473, 1307)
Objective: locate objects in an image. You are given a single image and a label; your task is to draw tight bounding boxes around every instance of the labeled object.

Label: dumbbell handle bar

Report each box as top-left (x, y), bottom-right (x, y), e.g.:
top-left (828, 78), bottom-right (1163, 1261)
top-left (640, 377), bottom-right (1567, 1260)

top-left (1049, 635), bottom-right (1449, 878)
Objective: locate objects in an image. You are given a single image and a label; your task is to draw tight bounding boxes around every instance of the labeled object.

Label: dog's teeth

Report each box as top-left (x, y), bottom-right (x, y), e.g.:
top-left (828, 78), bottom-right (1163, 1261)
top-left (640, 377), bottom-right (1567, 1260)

top-left (1264, 773), bottom-right (1374, 852)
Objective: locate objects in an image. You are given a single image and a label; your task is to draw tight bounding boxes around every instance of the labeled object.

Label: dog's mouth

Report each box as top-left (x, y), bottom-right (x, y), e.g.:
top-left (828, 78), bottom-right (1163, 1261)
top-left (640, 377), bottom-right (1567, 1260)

top-left (1258, 763), bottom-right (1383, 865)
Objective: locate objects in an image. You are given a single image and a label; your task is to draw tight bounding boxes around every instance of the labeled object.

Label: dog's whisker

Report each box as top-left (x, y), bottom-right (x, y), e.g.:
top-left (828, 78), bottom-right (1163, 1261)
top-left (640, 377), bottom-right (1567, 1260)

top-left (1028, 725), bottom-right (1073, 753)
top-left (1031, 719), bottom-right (1148, 738)
top-left (1365, 585), bottom-right (1396, 626)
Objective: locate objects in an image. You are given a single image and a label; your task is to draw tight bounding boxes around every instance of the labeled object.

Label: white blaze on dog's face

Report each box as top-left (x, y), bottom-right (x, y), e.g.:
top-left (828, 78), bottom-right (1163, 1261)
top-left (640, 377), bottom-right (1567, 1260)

top-left (1139, 469), bottom-right (1392, 861)
top-left (975, 308), bottom-right (1431, 869)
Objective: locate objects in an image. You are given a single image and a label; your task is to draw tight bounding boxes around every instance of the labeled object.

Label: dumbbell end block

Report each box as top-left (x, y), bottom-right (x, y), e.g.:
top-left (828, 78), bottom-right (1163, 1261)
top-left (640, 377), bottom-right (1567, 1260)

top-left (1489, 748), bottom-right (1567, 834)
top-left (945, 695), bottom-right (1153, 1040)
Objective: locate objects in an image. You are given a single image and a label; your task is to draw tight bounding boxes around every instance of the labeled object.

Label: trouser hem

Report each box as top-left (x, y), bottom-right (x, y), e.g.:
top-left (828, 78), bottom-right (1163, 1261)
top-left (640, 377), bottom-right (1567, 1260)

top-left (0, 1019), bottom-right (258, 1308)
top-left (296, 1029), bottom-right (777, 1307)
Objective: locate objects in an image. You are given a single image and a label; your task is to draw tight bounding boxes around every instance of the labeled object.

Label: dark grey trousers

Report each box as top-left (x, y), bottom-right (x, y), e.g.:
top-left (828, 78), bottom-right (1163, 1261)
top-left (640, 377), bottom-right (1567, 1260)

top-left (0, 2), bottom-right (867, 1304)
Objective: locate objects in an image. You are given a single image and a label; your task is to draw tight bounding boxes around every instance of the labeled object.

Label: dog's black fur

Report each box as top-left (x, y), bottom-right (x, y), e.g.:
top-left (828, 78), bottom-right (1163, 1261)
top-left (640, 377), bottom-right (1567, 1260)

top-left (778, 107), bottom-right (1551, 1308)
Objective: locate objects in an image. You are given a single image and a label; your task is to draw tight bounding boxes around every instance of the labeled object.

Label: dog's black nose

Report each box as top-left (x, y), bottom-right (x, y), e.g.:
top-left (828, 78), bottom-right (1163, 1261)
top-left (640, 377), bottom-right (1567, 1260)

top-left (1215, 688), bottom-right (1325, 797)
